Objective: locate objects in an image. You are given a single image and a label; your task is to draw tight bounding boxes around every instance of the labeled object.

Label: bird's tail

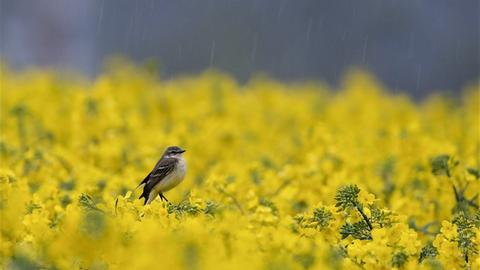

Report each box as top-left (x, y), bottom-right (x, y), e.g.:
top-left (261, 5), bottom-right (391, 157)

top-left (139, 184), bottom-right (154, 205)
top-left (136, 172), bottom-right (151, 189)
top-left (137, 173), bottom-right (152, 205)
top-left (139, 189), bottom-right (149, 205)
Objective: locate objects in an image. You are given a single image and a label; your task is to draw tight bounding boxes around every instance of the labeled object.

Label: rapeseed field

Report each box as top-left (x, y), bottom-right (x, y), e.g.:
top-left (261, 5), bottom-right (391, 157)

top-left (1, 62), bottom-right (479, 269)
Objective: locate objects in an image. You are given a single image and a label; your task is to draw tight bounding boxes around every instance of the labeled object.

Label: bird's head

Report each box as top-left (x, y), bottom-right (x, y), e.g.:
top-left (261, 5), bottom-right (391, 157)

top-left (163, 146), bottom-right (186, 158)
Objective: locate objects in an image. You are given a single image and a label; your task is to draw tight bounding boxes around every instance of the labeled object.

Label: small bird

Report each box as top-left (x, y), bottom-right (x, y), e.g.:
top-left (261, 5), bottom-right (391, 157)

top-left (138, 146), bottom-right (187, 205)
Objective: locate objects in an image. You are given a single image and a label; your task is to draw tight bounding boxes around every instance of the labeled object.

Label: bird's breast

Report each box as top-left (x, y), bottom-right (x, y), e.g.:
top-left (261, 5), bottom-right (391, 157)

top-left (153, 157), bottom-right (186, 193)
top-left (176, 158), bottom-right (187, 178)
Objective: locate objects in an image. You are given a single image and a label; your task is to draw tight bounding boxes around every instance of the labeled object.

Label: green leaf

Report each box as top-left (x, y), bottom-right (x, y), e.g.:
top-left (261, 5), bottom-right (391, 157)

top-left (59, 178), bottom-right (76, 191)
top-left (370, 206), bottom-right (393, 228)
top-left (167, 201), bottom-right (201, 218)
top-left (82, 211), bottom-right (105, 238)
top-left (204, 200), bottom-right (218, 216)
top-left (26, 202), bottom-right (42, 214)
top-left (453, 212), bottom-right (475, 231)
top-left (340, 221), bottom-right (371, 240)
top-left (419, 242), bottom-right (438, 263)
top-left (431, 155), bottom-right (451, 177)
top-left (259, 197), bottom-right (279, 216)
top-left (335, 185), bottom-right (361, 212)
top-left (8, 254), bottom-right (41, 270)
top-left (467, 168), bottom-right (480, 179)
top-left (391, 252), bottom-right (408, 268)
top-left (474, 209), bottom-right (480, 228)
top-left (311, 207), bottom-right (333, 229)
top-left (452, 212), bottom-right (479, 259)
top-left (293, 252), bottom-right (315, 269)
top-left (78, 193), bottom-right (103, 213)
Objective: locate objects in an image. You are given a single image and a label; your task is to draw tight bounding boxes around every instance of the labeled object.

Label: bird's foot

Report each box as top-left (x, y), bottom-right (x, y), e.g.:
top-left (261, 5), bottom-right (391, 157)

top-left (159, 193), bottom-right (169, 202)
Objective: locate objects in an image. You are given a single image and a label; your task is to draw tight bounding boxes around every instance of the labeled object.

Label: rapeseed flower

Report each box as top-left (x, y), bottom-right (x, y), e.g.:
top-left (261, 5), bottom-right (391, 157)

top-left (0, 62), bottom-right (479, 269)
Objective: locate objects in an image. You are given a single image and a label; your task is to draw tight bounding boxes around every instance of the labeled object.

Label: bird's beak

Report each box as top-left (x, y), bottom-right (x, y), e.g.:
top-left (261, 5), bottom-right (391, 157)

top-left (179, 149), bottom-right (186, 153)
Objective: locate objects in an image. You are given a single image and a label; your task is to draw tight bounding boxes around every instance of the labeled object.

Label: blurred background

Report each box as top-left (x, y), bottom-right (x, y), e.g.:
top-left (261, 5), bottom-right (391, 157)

top-left (1, 0), bottom-right (478, 98)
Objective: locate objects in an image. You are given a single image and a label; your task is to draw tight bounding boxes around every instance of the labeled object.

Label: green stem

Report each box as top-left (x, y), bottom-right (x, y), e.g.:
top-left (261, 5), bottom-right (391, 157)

top-left (217, 187), bottom-right (245, 215)
top-left (355, 205), bottom-right (373, 231)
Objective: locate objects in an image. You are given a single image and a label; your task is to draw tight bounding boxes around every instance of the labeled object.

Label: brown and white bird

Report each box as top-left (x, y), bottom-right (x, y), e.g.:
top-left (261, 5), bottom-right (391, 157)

top-left (138, 146), bottom-right (187, 205)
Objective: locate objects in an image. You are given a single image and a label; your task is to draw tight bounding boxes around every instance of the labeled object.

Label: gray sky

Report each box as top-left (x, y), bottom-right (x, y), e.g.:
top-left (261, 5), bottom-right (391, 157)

top-left (1, 0), bottom-right (478, 97)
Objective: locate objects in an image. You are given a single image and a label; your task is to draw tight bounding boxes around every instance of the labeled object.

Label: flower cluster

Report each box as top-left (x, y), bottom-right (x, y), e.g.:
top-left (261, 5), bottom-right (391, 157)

top-left (1, 61), bottom-right (479, 269)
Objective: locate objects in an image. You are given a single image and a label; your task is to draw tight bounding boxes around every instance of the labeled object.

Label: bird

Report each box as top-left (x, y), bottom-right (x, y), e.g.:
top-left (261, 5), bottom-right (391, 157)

top-left (137, 146), bottom-right (187, 205)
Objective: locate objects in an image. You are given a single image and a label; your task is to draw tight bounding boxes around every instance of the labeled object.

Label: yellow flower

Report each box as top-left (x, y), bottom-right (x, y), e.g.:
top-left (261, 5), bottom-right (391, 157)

top-left (0, 63), bottom-right (478, 269)
top-left (440, 221), bottom-right (458, 239)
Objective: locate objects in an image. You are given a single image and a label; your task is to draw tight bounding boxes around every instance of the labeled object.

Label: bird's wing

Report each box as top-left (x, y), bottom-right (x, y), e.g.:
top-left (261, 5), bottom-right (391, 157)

top-left (149, 158), bottom-right (177, 180)
top-left (136, 172), bottom-right (151, 189)
top-left (139, 158), bottom-right (177, 204)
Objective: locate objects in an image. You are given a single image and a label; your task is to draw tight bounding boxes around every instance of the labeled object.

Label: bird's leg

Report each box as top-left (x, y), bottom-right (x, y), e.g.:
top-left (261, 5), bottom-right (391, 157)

top-left (159, 193), bottom-right (169, 202)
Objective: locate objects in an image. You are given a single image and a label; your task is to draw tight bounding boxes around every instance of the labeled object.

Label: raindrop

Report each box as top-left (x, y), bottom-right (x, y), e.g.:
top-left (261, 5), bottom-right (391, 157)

top-left (178, 45), bottom-right (183, 59)
top-left (362, 36), bottom-right (369, 63)
top-left (416, 64), bottom-right (422, 91)
top-left (124, 16), bottom-right (135, 51)
top-left (408, 32), bottom-right (415, 59)
top-left (455, 40), bottom-right (461, 62)
top-left (251, 34), bottom-right (258, 64)
top-left (278, 0), bottom-right (287, 18)
top-left (209, 40), bottom-right (216, 66)
top-left (96, 0), bottom-right (105, 35)
top-left (141, 27), bottom-right (146, 42)
top-left (306, 17), bottom-right (313, 41)
top-left (251, 0), bottom-right (258, 14)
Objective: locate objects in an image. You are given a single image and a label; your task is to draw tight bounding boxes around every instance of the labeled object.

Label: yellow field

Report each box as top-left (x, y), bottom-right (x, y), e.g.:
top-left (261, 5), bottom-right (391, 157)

top-left (1, 62), bottom-right (479, 269)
